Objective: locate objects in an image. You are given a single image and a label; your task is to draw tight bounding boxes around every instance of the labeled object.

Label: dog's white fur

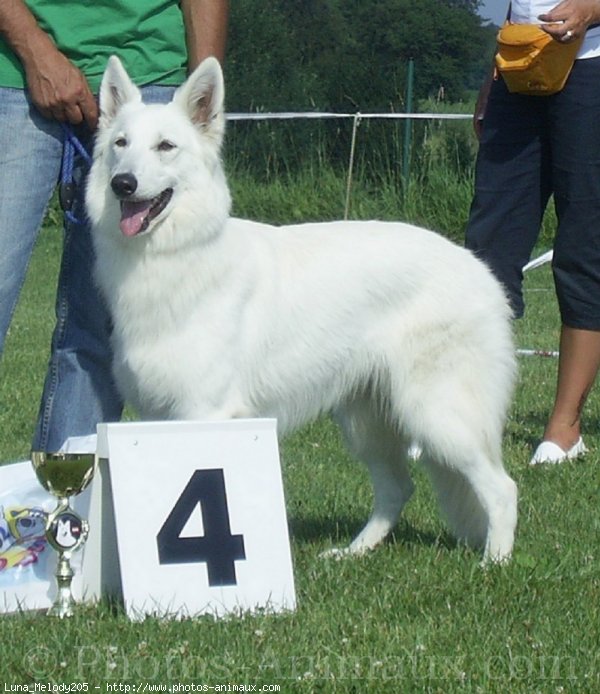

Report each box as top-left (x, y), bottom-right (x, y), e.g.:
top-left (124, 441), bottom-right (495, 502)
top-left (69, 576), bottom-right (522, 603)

top-left (87, 56), bottom-right (518, 562)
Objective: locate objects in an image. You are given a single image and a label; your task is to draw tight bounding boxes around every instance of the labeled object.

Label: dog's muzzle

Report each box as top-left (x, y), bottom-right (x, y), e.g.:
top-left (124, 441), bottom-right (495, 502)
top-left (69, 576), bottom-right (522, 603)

top-left (110, 173), bottom-right (173, 237)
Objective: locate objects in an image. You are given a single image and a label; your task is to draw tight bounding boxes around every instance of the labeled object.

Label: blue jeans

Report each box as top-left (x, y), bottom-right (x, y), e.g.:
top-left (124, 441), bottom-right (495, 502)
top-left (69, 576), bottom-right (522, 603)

top-left (466, 57), bottom-right (600, 328)
top-left (0, 85), bottom-right (175, 452)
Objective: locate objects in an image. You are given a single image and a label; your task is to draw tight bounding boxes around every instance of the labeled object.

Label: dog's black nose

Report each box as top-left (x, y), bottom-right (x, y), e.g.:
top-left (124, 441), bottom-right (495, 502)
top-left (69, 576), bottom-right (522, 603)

top-left (111, 173), bottom-right (138, 197)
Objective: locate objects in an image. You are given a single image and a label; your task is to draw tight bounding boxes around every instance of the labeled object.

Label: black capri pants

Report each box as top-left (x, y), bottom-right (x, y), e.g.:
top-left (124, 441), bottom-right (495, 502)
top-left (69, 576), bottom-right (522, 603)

top-left (466, 56), bottom-right (600, 330)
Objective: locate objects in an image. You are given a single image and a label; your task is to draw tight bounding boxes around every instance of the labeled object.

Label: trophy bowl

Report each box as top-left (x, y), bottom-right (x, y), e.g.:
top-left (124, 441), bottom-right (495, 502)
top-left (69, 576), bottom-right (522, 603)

top-left (31, 451), bottom-right (97, 618)
top-left (31, 451), bottom-right (96, 499)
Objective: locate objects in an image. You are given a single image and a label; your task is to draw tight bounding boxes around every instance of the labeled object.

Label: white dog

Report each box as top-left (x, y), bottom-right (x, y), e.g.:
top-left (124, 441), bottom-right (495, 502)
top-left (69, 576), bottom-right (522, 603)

top-left (86, 56), bottom-right (518, 562)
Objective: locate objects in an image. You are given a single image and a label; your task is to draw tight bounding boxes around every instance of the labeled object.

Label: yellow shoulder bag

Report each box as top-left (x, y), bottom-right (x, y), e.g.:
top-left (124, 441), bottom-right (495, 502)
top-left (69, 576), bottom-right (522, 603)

top-left (495, 22), bottom-right (583, 96)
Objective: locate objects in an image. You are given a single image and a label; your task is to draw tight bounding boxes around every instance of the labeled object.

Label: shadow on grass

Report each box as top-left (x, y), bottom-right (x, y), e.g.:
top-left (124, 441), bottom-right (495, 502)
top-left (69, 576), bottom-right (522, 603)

top-left (288, 513), bottom-right (456, 553)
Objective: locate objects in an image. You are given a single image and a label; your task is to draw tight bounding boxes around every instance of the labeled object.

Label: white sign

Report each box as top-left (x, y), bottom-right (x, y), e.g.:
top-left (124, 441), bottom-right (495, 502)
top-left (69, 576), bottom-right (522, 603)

top-left (97, 419), bottom-right (296, 620)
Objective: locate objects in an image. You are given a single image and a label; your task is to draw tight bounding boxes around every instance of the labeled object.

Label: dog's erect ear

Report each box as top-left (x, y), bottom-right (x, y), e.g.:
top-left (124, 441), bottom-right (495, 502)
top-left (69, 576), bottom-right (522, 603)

top-left (99, 55), bottom-right (142, 125)
top-left (173, 57), bottom-right (225, 141)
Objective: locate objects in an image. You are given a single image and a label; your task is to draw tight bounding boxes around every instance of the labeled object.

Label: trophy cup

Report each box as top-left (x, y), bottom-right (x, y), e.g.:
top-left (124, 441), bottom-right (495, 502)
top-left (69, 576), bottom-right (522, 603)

top-left (31, 451), bottom-right (96, 618)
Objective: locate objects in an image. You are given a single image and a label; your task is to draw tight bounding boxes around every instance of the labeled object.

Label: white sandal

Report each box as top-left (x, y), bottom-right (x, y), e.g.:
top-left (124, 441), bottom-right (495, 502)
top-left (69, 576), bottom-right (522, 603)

top-left (529, 437), bottom-right (587, 465)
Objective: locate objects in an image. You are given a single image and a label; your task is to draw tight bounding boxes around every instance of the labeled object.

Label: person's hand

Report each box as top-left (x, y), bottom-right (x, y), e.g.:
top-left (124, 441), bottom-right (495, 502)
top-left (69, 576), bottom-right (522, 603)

top-left (22, 41), bottom-right (98, 129)
top-left (539, 0), bottom-right (600, 43)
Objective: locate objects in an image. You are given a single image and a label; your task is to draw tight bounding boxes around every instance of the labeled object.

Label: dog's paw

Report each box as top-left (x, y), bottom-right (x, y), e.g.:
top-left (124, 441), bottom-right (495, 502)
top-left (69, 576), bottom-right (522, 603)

top-left (319, 544), bottom-right (372, 560)
top-left (480, 553), bottom-right (512, 568)
top-left (319, 546), bottom-right (353, 560)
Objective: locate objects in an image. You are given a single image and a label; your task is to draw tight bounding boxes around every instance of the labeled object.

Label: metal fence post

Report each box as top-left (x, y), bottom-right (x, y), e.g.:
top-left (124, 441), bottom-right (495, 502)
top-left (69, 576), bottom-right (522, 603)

top-left (402, 58), bottom-right (415, 188)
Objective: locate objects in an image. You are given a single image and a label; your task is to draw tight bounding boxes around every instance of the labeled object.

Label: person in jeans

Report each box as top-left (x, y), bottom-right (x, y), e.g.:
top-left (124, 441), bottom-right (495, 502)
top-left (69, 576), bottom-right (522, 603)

top-left (466, 0), bottom-right (600, 464)
top-left (0, 0), bottom-right (228, 452)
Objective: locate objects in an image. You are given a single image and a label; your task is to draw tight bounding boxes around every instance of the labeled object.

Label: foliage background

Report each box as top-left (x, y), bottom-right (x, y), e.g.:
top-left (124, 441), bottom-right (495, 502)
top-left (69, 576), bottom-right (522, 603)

top-left (225, 0), bottom-right (497, 111)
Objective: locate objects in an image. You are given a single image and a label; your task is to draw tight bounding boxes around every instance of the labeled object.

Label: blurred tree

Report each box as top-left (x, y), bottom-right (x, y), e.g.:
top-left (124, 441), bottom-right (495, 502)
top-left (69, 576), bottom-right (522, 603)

top-left (225, 0), bottom-right (493, 111)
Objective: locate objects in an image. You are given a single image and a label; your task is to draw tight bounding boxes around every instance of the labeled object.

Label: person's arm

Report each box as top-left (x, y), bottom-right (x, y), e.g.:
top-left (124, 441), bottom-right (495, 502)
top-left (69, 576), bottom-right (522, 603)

top-left (473, 68), bottom-right (495, 140)
top-left (0, 0), bottom-right (97, 127)
top-left (181, 0), bottom-right (229, 70)
top-left (472, 2), bottom-right (511, 139)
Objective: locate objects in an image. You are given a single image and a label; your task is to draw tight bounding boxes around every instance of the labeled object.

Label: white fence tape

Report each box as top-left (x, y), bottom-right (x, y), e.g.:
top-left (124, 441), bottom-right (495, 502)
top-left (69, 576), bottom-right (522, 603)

top-left (523, 249), bottom-right (553, 272)
top-left (226, 111), bottom-right (472, 121)
top-left (516, 349), bottom-right (559, 358)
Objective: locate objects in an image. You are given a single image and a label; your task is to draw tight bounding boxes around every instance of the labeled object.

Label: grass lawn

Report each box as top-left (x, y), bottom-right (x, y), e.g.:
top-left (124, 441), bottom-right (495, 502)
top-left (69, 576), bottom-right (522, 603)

top-left (1, 198), bottom-right (599, 692)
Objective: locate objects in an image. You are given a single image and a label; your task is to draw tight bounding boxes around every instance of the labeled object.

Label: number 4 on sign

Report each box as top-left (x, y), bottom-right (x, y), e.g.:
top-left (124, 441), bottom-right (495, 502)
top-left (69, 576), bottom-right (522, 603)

top-left (157, 469), bottom-right (246, 586)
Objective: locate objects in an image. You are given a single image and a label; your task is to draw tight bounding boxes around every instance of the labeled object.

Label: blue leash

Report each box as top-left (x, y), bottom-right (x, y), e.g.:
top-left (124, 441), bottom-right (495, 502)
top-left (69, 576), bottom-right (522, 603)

top-left (59, 123), bottom-right (93, 225)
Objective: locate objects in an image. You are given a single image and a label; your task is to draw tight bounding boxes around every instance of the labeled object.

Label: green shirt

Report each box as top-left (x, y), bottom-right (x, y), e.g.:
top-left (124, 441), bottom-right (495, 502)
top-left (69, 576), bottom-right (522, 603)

top-left (0, 0), bottom-right (188, 92)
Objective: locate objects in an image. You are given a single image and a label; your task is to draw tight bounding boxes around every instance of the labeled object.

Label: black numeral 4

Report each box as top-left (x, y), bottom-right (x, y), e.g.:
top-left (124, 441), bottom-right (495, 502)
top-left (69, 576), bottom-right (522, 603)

top-left (157, 469), bottom-right (246, 586)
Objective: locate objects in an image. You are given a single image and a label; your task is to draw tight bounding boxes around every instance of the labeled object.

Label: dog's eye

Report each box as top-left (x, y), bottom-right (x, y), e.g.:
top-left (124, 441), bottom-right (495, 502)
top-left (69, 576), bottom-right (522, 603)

top-left (114, 137), bottom-right (127, 148)
top-left (157, 140), bottom-right (176, 152)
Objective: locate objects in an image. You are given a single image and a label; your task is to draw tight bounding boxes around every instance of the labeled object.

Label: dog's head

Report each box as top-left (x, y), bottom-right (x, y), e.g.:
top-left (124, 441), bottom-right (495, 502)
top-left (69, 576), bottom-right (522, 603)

top-left (87, 56), bottom-right (231, 246)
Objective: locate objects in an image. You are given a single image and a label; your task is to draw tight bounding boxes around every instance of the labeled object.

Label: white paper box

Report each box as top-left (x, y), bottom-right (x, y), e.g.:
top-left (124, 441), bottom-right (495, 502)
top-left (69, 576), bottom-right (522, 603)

top-left (0, 461), bottom-right (93, 614)
top-left (97, 419), bottom-right (296, 620)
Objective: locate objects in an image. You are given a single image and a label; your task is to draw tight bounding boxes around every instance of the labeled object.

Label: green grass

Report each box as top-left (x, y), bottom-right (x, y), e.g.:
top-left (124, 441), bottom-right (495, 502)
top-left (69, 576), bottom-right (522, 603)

top-left (2, 177), bottom-right (600, 692)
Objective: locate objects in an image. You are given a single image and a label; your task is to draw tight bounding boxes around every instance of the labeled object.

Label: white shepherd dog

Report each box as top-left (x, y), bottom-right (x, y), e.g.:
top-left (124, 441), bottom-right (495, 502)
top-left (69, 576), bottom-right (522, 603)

top-left (87, 56), bottom-right (518, 562)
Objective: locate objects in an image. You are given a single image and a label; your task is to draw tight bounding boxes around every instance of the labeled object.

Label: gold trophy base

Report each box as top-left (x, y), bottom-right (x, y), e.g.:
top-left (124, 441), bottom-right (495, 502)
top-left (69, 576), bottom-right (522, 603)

top-left (49, 553), bottom-right (77, 618)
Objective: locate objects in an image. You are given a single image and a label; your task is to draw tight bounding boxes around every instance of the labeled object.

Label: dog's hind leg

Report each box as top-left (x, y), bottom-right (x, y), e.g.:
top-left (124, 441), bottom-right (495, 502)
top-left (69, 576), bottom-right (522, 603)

top-left (327, 399), bottom-right (414, 556)
top-left (478, 466), bottom-right (517, 563)
top-left (420, 453), bottom-right (517, 562)
top-left (392, 347), bottom-right (517, 563)
top-left (417, 420), bottom-right (517, 563)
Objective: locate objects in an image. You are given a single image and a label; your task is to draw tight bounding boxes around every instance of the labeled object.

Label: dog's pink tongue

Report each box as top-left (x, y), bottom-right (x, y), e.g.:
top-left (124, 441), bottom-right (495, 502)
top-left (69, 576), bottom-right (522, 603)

top-left (120, 200), bottom-right (152, 237)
